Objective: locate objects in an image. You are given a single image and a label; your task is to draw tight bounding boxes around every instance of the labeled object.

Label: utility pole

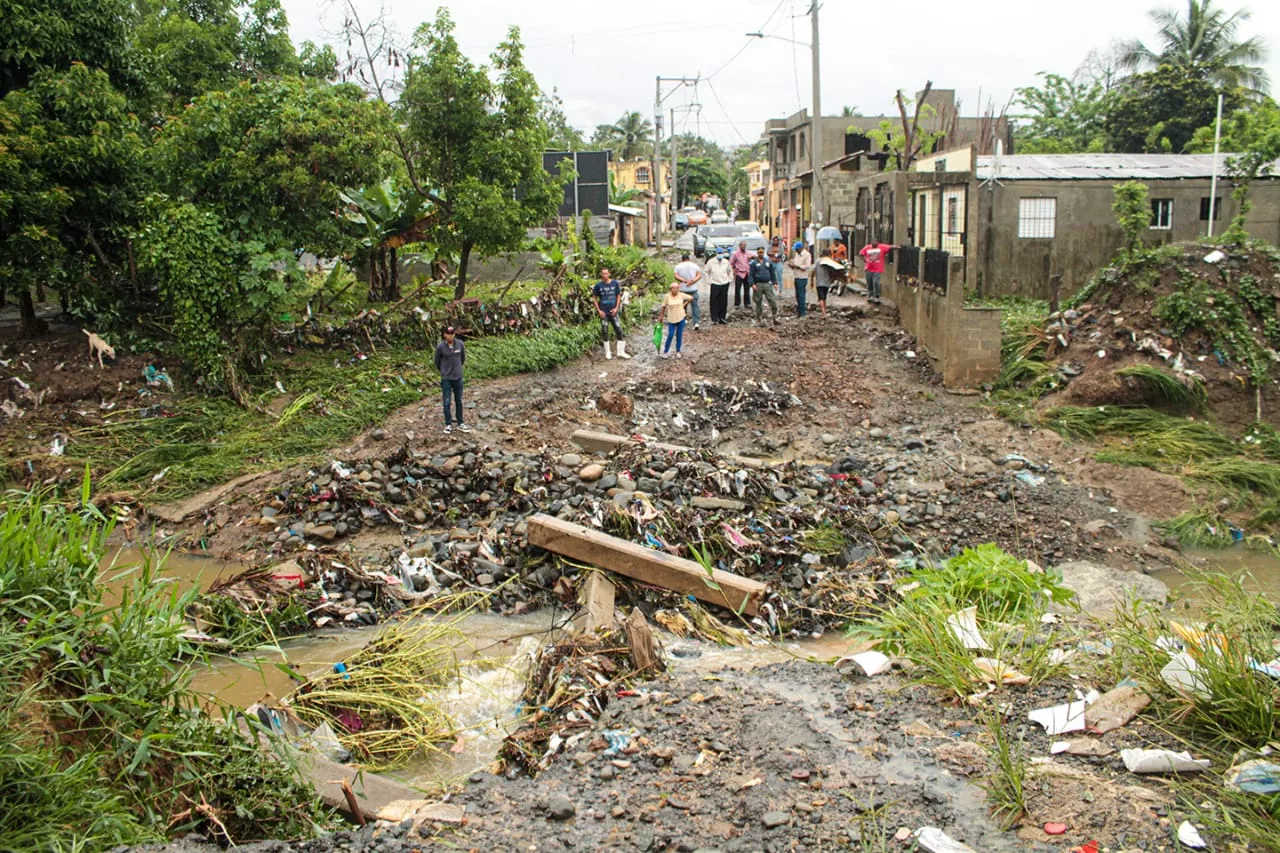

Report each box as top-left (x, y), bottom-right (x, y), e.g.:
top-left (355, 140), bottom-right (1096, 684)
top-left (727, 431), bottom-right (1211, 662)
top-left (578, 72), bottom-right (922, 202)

top-left (810, 1), bottom-right (823, 227)
top-left (1207, 91), bottom-right (1224, 238)
top-left (670, 107), bottom-right (679, 212)
top-left (654, 75), bottom-right (699, 240)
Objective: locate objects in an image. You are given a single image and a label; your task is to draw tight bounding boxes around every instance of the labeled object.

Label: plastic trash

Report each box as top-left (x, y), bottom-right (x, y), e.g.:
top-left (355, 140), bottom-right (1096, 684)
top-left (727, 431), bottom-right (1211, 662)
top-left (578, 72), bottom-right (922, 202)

top-left (1029, 700), bottom-right (1088, 735)
top-left (1161, 652), bottom-right (1208, 698)
top-left (143, 364), bottom-right (174, 392)
top-left (601, 729), bottom-right (634, 757)
top-left (837, 650), bottom-right (892, 677)
top-left (1224, 759), bottom-right (1280, 794)
top-left (946, 606), bottom-right (990, 650)
top-left (1120, 748), bottom-right (1210, 774)
top-left (1015, 471), bottom-right (1046, 487)
top-left (1044, 822), bottom-right (1068, 835)
top-left (309, 721), bottom-right (351, 763)
top-left (48, 434), bottom-right (66, 456)
top-left (973, 657), bottom-right (1031, 685)
top-left (652, 323), bottom-right (662, 351)
top-left (1249, 657), bottom-right (1280, 679)
top-left (1084, 683), bottom-right (1151, 733)
top-left (1177, 821), bottom-right (1207, 848)
top-left (914, 827), bottom-right (977, 853)
top-left (1203, 249), bottom-right (1226, 264)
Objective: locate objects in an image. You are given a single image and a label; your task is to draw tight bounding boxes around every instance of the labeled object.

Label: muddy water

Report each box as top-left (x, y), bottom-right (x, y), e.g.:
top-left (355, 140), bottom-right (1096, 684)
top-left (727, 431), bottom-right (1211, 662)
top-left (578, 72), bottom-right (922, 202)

top-left (1150, 546), bottom-right (1280, 604)
top-left (100, 546), bottom-right (245, 604)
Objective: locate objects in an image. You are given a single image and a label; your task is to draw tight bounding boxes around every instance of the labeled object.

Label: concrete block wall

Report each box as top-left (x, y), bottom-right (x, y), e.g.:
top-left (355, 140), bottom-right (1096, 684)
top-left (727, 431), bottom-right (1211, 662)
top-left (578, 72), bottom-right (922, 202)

top-left (887, 263), bottom-right (1001, 388)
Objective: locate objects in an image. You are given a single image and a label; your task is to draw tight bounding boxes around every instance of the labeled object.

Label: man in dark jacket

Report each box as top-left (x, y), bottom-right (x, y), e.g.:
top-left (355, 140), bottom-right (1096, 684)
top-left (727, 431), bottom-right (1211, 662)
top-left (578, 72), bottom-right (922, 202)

top-left (434, 326), bottom-right (468, 434)
top-left (749, 246), bottom-right (778, 327)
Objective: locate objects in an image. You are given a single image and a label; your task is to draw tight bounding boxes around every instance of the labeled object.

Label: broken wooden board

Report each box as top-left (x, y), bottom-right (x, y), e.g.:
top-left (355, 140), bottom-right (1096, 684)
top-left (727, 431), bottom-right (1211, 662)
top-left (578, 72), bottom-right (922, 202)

top-left (147, 471), bottom-right (267, 523)
top-left (297, 753), bottom-right (426, 821)
top-left (569, 429), bottom-right (776, 470)
top-left (624, 606), bottom-right (660, 673)
top-left (526, 514), bottom-right (766, 617)
top-left (575, 571), bottom-right (617, 634)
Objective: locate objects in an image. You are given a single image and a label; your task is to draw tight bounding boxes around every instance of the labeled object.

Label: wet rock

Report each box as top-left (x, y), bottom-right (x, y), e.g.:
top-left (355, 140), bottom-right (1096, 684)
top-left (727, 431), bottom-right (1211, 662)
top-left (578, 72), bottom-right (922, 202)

top-left (599, 474), bottom-right (618, 490)
top-left (1055, 560), bottom-right (1168, 614)
top-left (762, 811), bottom-right (790, 829)
top-left (821, 433), bottom-right (837, 445)
top-left (904, 438), bottom-right (926, 451)
top-left (597, 391), bottom-right (634, 417)
top-left (637, 477), bottom-right (662, 494)
top-left (579, 463), bottom-right (605, 482)
top-left (308, 524), bottom-right (338, 542)
top-left (560, 453), bottom-right (583, 468)
top-left (868, 427), bottom-right (885, 438)
top-left (547, 792), bottom-right (576, 821)
top-left (371, 428), bottom-right (387, 441)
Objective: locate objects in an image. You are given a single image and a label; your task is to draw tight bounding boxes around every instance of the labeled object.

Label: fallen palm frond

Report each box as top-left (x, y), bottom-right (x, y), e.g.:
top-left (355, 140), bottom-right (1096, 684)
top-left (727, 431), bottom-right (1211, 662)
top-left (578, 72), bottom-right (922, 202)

top-left (287, 591), bottom-right (490, 768)
top-left (1116, 364), bottom-right (1208, 413)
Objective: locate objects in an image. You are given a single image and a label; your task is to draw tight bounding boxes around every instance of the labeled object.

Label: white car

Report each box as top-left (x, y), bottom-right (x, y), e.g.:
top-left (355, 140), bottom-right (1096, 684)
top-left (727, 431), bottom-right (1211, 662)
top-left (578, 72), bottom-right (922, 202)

top-left (735, 220), bottom-right (763, 235)
top-left (709, 209), bottom-right (729, 223)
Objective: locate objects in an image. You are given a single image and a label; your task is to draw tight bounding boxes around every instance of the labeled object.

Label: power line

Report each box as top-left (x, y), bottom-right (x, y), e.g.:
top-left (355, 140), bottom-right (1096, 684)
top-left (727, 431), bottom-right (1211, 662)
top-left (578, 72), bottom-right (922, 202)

top-left (703, 77), bottom-right (753, 146)
top-left (705, 0), bottom-right (789, 81)
top-left (790, 0), bottom-right (804, 112)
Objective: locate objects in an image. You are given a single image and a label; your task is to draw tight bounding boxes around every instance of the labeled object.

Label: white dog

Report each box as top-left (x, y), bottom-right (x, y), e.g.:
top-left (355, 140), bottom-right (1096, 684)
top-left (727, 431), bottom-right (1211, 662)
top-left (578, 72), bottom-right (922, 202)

top-left (84, 330), bottom-right (116, 368)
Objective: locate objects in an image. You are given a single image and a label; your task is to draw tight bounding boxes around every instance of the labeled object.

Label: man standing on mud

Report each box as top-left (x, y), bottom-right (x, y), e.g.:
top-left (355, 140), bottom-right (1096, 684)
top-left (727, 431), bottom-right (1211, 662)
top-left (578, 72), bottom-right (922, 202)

top-left (705, 248), bottom-right (733, 324)
top-left (434, 326), bottom-right (469, 434)
top-left (592, 267), bottom-right (631, 360)
top-left (767, 236), bottom-right (786, 296)
top-left (750, 246), bottom-right (779, 327)
top-left (730, 240), bottom-right (753, 312)
top-left (673, 253), bottom-right (703, 331)
top-left (860, 241), bottom-right (894, 303)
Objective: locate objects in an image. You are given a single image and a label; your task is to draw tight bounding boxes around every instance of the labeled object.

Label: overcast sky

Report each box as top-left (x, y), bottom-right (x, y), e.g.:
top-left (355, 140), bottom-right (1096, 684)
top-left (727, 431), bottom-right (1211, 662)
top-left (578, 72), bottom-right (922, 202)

top-left (281, 0), bottom-right (1280, 147)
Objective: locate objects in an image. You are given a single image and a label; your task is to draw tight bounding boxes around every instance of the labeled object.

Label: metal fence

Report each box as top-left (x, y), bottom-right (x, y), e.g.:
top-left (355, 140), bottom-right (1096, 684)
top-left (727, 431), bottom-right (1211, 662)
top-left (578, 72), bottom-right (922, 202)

top-left (923, 249), bottom-right (949, 290)
top-left (897, 245), bottom-right (920, 279)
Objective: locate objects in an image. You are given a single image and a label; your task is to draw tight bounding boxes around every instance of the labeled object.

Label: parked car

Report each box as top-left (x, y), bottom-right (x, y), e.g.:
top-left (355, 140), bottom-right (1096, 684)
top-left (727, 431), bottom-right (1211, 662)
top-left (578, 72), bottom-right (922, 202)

top-left (686, 209), bottom-right (709, 227)
top-left (701, 224), bottom-right (753, 257)
top-left (674, 212), bottom-right (690, 230)
top-left (691, 224), bottom-right (713, 257)
top-left (710, 209), bottom-right (729, 224)
top-left (735, 220), bottom-right (763, 235)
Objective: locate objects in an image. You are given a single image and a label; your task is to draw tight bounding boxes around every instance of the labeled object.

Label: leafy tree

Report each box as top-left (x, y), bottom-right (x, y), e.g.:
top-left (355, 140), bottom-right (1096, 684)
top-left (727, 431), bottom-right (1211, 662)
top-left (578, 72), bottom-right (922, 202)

top-left (132, 0), bottom-right (302, 113)
top-left (339, 179), bottom-right (434, 301)
top-left (1118, 0), bottom-right (1269, 95)
top-left (1015, 72), bottom-right (1117, 153)
top-left (540, 87), bottom-right (584, 151)
top-left (1112, 181), bottom-right (1152, 253)
top-left (609, 175), bottom-right (641, 206)
top-left (1186, 98), bottom-right (1280, 241)
top-left (1104, 64), bottom-right (1243, 152)
top-left (592, 111), bottom-right (653, 160)
top-left (400, 9), bottom-right (562, 297)
top-left (673, 134), bottom-right (724, 162)
top-left (0, 0), bottom-right (137, 97)
top-left (155, 78), bottom-right (392, 259)
top-left (678, 157), bottom-right (728, 207)
top-left (0, 64), bottom-right (145, 335)
top-left (865, 84), bottom-right (945, 171)
top-left (298, 41), bottom-right (339, 80)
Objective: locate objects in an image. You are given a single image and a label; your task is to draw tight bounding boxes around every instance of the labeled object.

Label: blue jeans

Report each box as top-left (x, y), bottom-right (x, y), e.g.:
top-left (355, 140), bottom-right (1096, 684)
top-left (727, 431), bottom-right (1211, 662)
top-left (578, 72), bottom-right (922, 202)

top-left (663, 319), bottom-right (685, 353)
top-left (867, 271), bottom-right (882, 299)
top-left (441, 378), bottom-right (463, 425)
top-left (680, 287), bottom-right (700, 325)
top-left (794, 278), bottom-right (808, 316)
top-left (771, 261), bottom-right (785, 292)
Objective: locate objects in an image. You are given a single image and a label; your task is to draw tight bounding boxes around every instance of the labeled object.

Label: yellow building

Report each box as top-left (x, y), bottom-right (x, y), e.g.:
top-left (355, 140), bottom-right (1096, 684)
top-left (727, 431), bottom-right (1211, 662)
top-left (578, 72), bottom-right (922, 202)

top-left (611, 158), bottom-right (670, 195)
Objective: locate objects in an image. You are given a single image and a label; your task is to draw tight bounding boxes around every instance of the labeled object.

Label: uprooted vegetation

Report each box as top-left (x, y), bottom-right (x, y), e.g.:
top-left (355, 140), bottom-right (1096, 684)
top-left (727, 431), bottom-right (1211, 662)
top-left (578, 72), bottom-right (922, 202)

top-left (0, 488), bottom-right (333, 849)
top-left (989, 242), bottom-right (1280, 545)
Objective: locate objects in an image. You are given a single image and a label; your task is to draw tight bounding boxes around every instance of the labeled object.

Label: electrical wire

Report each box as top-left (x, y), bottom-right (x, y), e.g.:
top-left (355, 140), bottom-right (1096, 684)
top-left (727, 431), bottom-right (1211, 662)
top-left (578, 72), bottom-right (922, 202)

top-left (789, 0), bottom-right (804, 113)
top-left (703, 77), bottom-right (753, 146)
top-left (704, 0), bottom-right (789, 81)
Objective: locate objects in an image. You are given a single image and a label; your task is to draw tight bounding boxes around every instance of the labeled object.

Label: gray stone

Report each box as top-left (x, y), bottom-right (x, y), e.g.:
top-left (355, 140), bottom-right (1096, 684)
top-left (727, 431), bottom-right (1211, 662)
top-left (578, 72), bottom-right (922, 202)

top-left (560, 453), bottom-right (583, 468)
top-left (599, 474), bottom-right (618, 490)
top-left (868, 427), bottom-right (885, 438)
top-left (308, 524), bottom-right (337, 541)
top-left (1054, 560), bottom-right (1168, 615)
top-left (547, 792), bottom-right (576, 821)
top-left (617, 475), bottom-right (637, 492)
top-left (821, 433), bottom-right (837, 445)
top-left (637, 477), bottom-right (662, 494)
top-left (762, 811), bottom-right (790, 829)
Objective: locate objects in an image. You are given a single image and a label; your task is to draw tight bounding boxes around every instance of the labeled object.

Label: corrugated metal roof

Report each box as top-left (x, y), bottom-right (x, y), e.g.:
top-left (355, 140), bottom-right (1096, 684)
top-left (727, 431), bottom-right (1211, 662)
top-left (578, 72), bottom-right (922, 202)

top-left (974, 153), bottom-right (1277, 181)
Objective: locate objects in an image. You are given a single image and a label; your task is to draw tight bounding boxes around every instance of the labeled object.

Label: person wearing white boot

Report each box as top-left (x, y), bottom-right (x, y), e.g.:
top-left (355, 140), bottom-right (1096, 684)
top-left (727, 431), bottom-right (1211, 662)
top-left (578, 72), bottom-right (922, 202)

top-left (591, 266), bottom-right (631, 359)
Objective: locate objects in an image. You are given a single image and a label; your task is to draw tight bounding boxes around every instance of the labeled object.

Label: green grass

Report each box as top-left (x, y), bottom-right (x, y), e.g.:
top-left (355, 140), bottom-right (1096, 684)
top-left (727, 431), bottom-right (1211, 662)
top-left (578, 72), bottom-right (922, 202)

top-left (1116, 364), bottom-right (1208, 414)
top-left (980, 710), bottom-right (1028, 830)
top-left (0, 485), bottom-right (330, 847)
top-left (1158, 509), bottom-right (1237, 548)
top-left (64, 321), bottom-right (610, 501)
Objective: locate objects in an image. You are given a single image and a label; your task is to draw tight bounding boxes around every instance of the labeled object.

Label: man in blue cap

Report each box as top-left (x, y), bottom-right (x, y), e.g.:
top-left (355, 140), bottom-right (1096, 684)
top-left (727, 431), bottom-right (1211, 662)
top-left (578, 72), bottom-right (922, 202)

top-left (787, 240), bottom-right (812, 317)
top-left (705, 246), bottom-right (734, 324)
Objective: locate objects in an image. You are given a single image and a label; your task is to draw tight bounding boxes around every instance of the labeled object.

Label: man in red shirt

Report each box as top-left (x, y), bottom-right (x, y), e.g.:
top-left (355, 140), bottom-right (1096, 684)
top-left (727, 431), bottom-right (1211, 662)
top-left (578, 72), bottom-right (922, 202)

top-left (859, 242), bottom-right (894, 303)
top-left (729, 240), bottom-right (753, 311)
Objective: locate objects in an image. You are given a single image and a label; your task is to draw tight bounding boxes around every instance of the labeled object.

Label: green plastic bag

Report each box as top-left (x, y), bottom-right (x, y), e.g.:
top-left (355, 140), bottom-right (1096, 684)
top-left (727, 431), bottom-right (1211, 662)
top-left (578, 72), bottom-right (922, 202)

top-left (652, 323), bottom-right (663, 351)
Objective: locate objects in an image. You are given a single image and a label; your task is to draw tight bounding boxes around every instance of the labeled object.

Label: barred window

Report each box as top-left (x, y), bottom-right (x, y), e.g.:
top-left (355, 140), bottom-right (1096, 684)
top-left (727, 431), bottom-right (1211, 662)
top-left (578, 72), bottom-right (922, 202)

top-left (635, 167), bottom-right (650, 184)
top-left (1150, 199), bottom-right (1173, 230)
top-left (1017, 197), bottom-right (1056, 239)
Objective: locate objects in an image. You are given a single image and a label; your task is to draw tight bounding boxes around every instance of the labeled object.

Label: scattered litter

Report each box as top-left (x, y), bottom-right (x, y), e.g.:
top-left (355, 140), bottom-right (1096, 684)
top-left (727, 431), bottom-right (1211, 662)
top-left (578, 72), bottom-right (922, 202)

top-left (1177, 821), bottom-right (1207, 848)
top-left (914, 826), bottom-right (976, 853)
top-left (1014, 471), bottom-right (1045, 487)
top-left (151, 466), bottom-right (171, 484)
top-left (838, 650), bottom-right (892, 677)
top-left (1160, 652), bottom-right (1208, 698)
top-left (48, 434), bottom-right (65, 456)
top-left (1044, 822), bottom-right (1068, 835)
top-left (973, 657), bottom-right (1030, 685)
top-left (905, 351), bottom-right (916, 359)
top-left (946, 606), bottom-right (990, 650)
top-left (1224, 759), bottom-right (1280, 794)
top-left (1203, 249), bottom-right (1226, 264)
top-left (1051, 738), bottom-right (1115, 757)
top-left (143, 364), bottom-right (174, 391)
top-left (0, 400), bottom-right (22, 418)
top-left (600, 729), bottom-right (634, 757)
top-left (1249, 657), bottom-right (1280, 679)
top-left (1085, 683), bottom-right (1150, 733)
top-left (1029, 700), bottom-right (1088, 735)
top-left (1120, 748), bottom-right (1210, 774)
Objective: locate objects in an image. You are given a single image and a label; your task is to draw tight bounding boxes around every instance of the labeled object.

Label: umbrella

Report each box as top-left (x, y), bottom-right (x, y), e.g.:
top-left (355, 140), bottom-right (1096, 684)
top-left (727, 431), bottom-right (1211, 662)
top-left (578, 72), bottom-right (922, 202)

top-left (816, 226), bottom-right (843, 240)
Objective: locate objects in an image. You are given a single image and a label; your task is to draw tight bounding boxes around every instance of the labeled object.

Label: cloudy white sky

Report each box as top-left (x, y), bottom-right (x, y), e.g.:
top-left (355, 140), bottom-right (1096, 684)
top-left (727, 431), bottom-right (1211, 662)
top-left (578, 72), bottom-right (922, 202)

top-left (280, 0), bottom-right (1280, 147)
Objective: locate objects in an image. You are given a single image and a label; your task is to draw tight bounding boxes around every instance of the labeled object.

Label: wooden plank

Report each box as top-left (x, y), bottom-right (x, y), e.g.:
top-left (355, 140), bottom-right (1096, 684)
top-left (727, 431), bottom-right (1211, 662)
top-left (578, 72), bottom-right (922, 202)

top-left (569, 429), bottom-right (777, 470)
top-left (575, 571), bottom-right (617, 634)
top-left (527, 514), bottom-right (766, 617)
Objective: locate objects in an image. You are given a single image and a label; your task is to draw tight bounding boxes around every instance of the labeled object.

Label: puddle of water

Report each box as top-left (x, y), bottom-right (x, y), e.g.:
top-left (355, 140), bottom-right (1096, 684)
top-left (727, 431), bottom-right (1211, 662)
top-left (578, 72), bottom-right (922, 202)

top-left (1150, 546), bottom-right (1280, 605)
top-left (99, 546), bottom-right (243, 605)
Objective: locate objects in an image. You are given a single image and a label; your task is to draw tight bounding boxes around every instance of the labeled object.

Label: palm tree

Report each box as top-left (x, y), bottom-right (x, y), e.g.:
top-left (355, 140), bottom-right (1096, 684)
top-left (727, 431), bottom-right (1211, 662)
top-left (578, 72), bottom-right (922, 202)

top-left (597, 111), bottom-right (653, 160)
top-left (1118, 0), bottom-right (1269, 94)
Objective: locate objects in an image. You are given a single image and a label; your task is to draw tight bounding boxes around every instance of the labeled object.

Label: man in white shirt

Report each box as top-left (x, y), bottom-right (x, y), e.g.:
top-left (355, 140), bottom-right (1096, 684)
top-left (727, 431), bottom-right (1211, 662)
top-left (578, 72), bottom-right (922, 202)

top-left (787, 241), bottom-right (812, 317)
top-left (673, 253), bottom-right (703, 330)
top-left (705, 248), bottom-right (734, 324)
